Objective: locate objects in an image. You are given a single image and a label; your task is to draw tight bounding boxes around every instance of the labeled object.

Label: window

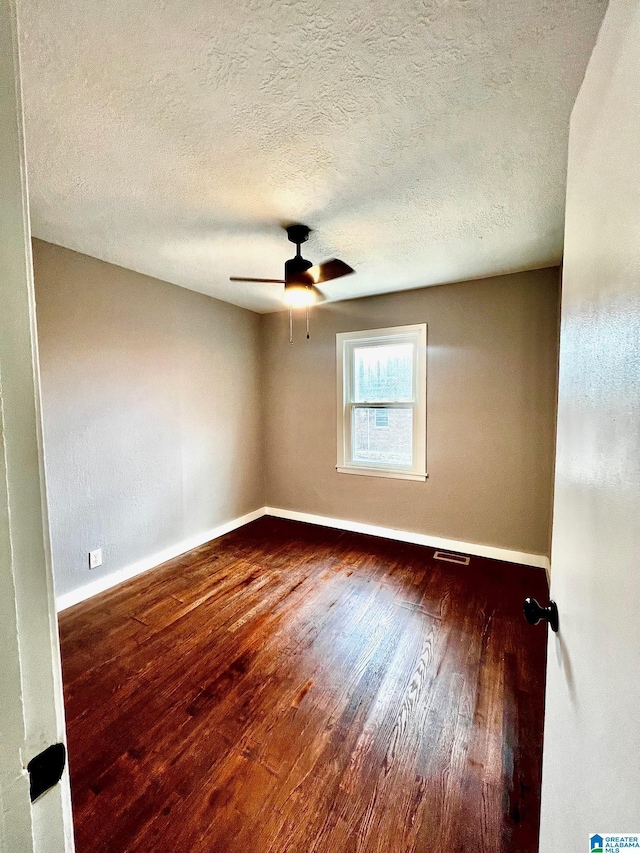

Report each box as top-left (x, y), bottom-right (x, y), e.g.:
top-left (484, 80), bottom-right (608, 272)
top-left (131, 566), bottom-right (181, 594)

top-left (336, 324), bottom-right (427, 481)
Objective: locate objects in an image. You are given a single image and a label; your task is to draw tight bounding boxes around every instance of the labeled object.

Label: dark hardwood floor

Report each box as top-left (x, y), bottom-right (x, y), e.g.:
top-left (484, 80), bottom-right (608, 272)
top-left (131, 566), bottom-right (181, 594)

top-left (58, 517), bottom-right (548, 853)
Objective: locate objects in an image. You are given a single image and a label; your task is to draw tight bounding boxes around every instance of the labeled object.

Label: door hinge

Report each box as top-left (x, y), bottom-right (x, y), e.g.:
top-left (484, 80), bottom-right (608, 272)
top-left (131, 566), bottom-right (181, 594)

top-left (27, 743), bottom-right (66, 802)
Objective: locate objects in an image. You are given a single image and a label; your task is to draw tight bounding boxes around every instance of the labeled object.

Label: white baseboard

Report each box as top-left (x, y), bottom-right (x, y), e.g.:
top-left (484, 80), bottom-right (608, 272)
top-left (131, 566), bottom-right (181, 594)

top-left (55, 508), bottom-right (266, 612)
top-left (265, 507), bottom-right (550, 571)
top-left (56, 505), bottom-right (550, 611)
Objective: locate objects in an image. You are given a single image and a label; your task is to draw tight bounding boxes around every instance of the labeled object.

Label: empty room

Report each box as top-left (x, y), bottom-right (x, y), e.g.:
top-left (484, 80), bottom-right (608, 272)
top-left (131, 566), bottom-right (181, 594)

top-left (2, 1), bottom-right (640, 853)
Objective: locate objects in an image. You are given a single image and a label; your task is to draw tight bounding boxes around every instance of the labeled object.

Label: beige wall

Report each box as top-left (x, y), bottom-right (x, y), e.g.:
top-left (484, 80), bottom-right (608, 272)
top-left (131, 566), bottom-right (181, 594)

top-left (35, 239), bottom-right (559, 602)
top-left (34, 240), bottom-right (263, 599)
top-left (540, 0), bottom-right (640, 846)
top-left (262, 268), bottom-right (560, 557)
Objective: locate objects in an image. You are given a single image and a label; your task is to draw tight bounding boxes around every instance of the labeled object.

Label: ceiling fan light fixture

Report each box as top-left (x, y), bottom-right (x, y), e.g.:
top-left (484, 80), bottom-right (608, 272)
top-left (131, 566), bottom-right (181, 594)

top-left (230, 223), bottom-right (354, 330)
top-left (283, 282), bottom-right (317, 308)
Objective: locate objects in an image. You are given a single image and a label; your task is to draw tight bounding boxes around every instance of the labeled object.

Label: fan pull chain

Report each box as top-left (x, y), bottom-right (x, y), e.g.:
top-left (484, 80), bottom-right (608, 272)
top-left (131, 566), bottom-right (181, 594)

top-left (289, 308), bottom-right (293, 345)
top-left (306, 307), bottom-right (310, 340)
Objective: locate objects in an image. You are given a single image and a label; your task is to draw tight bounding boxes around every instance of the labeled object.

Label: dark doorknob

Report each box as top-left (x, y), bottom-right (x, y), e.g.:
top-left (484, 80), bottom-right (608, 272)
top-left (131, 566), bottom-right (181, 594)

top-left (523, 597), bottom-right (559, 633)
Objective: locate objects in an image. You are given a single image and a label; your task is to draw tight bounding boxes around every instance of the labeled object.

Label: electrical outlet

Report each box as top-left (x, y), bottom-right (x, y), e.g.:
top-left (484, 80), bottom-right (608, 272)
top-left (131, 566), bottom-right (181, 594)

top-left (89, 548), bottom-right (102, 569)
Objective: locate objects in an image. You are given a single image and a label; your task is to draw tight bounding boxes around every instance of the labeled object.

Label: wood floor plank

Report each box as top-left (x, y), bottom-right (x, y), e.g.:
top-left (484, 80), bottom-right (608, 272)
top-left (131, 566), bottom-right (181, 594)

top-left (58, 516), bottom-right (548, 853)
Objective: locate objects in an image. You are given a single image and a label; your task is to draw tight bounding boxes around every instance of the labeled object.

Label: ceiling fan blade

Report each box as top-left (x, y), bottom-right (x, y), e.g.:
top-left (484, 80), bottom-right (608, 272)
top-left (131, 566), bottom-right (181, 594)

top-left (229, 276), bottom-right (285, 283)
top-left (306, 259), bottom-right (354, 285)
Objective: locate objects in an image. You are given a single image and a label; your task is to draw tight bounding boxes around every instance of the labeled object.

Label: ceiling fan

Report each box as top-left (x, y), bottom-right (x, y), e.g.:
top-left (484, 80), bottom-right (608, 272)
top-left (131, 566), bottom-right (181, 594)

top-left (230, 224), bottom-right (355, 310)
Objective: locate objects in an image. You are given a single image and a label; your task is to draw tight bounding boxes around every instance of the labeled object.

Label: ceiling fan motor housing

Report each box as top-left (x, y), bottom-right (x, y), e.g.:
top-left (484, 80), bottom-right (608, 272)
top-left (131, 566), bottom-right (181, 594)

top-left (285, 254), bottom-right (313, 285)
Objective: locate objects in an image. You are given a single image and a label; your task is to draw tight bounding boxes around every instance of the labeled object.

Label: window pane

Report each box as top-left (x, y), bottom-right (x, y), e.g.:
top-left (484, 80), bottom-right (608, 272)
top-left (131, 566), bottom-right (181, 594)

top-left (353, 343), bottom-right (413, 402)
top-left (351, 407), bottom-right (413, 466)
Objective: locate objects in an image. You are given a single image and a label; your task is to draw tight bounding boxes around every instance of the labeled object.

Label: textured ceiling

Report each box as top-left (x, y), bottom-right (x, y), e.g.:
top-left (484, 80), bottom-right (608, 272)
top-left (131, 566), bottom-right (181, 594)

top-left (18, 0), bottom-right (606, 313)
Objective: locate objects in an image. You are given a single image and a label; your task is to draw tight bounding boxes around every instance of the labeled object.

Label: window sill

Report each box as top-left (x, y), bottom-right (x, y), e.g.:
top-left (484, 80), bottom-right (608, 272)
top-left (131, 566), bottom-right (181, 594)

top-left (336, 466), bottom-right (428, 482)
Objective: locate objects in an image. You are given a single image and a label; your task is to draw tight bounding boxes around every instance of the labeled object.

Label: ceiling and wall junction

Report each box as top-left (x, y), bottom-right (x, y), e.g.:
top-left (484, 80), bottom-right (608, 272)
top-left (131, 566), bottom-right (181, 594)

top-left (18, 0), bottom-right (606, 312)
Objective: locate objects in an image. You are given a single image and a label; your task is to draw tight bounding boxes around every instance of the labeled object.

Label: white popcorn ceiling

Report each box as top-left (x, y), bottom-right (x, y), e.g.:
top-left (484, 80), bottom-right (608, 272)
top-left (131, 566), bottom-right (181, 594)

top-left (18, 0), bottom-right (606, 313)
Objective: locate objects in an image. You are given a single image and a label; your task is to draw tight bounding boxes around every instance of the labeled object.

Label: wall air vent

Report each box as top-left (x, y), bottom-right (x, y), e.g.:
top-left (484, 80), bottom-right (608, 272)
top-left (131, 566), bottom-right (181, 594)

top-left (433, 551), bottom-right (470, 566)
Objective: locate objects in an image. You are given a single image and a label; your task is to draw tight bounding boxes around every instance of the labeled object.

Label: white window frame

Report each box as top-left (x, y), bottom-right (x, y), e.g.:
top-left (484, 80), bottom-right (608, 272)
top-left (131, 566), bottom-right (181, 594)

top-left (336, 324), bottom-right (427, 481)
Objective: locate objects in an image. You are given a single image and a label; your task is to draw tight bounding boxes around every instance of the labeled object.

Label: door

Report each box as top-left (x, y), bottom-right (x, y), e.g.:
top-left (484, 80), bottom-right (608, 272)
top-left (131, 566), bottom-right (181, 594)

top-left (0, 0), bottom-right (74, 849)
top-left (539, 0), bottom-right (640, 850)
